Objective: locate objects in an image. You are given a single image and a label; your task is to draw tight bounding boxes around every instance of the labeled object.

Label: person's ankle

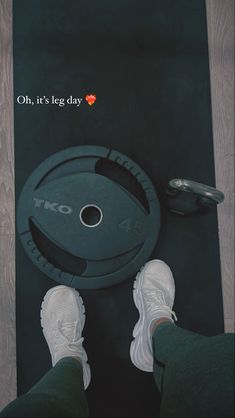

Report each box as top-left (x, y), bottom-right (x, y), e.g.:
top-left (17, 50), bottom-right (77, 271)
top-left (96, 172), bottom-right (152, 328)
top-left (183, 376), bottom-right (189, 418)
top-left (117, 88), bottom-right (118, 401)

top-left (151, 317), bottom-right (172, 336)
top-left (70, 356), bottom-right (81, 364)
top-left (55, 355), bottom-right (81, 366)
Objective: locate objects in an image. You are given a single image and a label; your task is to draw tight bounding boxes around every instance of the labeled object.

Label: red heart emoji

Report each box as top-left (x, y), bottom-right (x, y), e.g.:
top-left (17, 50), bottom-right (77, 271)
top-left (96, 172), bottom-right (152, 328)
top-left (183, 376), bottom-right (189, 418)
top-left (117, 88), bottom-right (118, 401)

top-left (85, 94), bottom-right (96, 106)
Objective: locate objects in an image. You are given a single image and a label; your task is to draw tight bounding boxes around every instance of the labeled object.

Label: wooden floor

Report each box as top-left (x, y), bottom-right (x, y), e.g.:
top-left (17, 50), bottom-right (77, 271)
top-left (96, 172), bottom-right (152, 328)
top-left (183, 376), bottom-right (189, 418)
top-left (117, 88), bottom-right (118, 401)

top-left (0, 0), bottom-right (234, 409)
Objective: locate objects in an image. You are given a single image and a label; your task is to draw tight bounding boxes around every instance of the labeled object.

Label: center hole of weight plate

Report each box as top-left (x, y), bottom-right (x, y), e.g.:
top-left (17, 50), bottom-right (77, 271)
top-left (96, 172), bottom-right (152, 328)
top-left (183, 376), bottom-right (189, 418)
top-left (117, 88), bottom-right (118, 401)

top-left (79, 204), bottom-right (103, 228)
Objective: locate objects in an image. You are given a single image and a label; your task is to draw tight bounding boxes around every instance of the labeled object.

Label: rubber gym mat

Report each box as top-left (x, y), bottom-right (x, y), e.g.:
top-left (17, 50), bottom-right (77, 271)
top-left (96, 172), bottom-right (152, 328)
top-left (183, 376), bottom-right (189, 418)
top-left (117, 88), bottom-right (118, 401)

top-left (14, 1), bottom-right (224, 417)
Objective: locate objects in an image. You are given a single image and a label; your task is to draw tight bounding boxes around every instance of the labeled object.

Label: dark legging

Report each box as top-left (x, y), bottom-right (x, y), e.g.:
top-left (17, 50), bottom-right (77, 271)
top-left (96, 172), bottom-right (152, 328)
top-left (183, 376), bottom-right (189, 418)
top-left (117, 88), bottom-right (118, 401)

top-left (1, 324), bottom-right (234, 418)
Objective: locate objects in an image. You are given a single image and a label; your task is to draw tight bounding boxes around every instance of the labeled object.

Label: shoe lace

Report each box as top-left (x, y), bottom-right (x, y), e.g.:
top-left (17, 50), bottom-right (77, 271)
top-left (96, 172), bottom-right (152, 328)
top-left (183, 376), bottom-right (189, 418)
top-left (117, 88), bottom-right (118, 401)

top-left (145, 289), bottom-right (177, 321)
top-left (53, 320), bottom-right (84, 353)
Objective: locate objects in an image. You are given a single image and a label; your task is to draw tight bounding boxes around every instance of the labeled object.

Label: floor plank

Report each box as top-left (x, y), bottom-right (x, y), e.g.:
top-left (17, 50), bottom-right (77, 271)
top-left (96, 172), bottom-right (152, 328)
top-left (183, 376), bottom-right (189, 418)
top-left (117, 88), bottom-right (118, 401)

top-left (206, 0), bottom-right (234, 329)
top-left (0, 0), bottom-right (16, 409)
top-left (0, 234), bottom-right (16, 408)
top-left (0, 0), bottom-right (14, 236)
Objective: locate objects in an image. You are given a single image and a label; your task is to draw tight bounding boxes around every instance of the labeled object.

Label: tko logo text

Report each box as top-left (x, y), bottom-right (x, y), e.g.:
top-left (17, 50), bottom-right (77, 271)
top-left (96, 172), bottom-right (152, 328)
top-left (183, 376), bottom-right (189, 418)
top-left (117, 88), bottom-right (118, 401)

top-left (33, 198), bottom-right (73, 214)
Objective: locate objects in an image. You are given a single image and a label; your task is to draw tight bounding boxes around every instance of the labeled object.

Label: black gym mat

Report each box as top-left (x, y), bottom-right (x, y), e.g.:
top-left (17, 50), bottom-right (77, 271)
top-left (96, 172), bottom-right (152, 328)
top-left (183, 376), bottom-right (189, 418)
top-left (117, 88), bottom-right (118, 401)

top-left (14, 1), bottom-right (224, 417)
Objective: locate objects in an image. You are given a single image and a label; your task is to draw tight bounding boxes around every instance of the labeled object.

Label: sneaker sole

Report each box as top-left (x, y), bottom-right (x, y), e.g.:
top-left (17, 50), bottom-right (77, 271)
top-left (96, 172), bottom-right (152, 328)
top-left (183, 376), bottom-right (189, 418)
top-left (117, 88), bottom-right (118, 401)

top-left (40, 285), bottom-right (91, 389)
top-left (130, 267), bottom-right (154, 372)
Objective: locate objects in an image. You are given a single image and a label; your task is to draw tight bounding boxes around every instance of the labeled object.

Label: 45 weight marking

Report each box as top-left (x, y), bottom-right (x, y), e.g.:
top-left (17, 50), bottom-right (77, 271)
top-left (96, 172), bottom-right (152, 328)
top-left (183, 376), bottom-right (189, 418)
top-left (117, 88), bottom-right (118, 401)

top-left (118, 218), bottom-right (144, 234)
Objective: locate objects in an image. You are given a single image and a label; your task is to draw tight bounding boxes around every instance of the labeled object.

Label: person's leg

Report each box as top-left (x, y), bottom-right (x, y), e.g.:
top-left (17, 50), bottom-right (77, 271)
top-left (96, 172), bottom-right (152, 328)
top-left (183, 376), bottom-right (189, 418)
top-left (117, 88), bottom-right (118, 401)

top-left (152, 321), bottom-right (206, 391)
top-left (0, 357), bottom-right (88, 418)
top-left (152, 322), bottom-right (234, 418)
top-left (1, 286), bottom-right (91, 418)
top-left (130, 259), bottom-right (234, 418)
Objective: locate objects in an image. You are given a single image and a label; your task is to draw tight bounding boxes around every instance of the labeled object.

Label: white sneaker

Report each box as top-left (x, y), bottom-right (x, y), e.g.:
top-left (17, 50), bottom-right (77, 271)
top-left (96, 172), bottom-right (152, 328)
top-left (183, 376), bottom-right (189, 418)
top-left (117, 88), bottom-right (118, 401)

top-left (130, 260), bottom-right (177, 372)
top-left (40, 285), bottom-right (91, 389)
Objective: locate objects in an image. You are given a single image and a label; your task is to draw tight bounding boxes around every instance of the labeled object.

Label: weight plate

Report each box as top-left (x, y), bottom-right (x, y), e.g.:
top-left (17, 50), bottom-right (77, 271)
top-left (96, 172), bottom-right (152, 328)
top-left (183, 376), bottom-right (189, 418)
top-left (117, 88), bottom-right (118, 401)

top-left (17, 146), bottom-right (160, 289)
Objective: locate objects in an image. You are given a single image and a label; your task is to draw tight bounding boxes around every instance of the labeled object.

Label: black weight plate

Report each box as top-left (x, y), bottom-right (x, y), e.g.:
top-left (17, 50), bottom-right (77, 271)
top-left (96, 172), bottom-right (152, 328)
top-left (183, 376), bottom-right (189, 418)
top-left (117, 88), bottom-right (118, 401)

top-left (17, 146), bottom-right (160, 288)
